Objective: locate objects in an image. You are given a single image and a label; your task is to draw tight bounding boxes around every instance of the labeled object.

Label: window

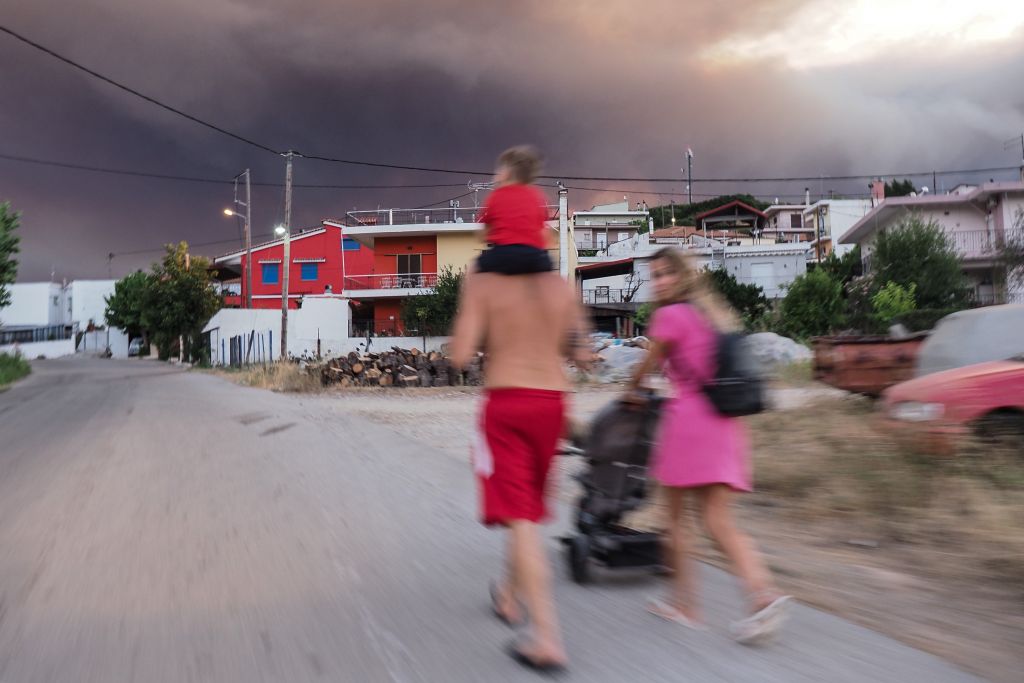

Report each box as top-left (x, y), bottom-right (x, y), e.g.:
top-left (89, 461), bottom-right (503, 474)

top-left (790, 214), bottom-right (803, 229)
top-left (342, 237), bottom-right (361, 251)
top-left (397, 254), bottom-right (422, 275)
top-left (262, 263), bottom-right (279, 284)
top-left (300, 263), bottom-right (318, 281)
top-left (617, 231), bottom-right (630, 242)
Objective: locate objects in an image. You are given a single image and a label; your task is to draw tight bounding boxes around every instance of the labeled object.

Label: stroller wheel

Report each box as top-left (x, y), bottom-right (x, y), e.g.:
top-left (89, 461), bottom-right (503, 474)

top-left (566, 535), bottom-right (592, 584)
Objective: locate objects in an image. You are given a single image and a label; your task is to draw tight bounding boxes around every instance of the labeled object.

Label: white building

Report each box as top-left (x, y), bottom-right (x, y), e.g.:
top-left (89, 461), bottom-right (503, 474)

top-left (840, 181), bottom-right (1024, 305)
top-left (0, 279), bottom-right (125, 358)
top-left (803, 198), bottom-right (873, 262)
top-left (762, 204), bottom-right (815, 244)
top-left (572, 200), bottom-right (652, 252)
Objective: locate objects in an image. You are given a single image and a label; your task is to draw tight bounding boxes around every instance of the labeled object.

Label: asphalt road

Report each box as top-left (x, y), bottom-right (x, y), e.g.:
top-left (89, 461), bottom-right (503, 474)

top-left (0, 358), bottom-right (982, 682)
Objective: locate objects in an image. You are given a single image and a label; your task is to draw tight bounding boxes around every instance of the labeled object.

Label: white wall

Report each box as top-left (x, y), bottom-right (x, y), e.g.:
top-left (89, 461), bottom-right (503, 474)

top-left (0, 339), bottom-right (76, 359)
top-left (77, 327), bottom-right (130, 358)
top-left (723, 251), bottom-right (807, 299)
top-left (68, 280), bottom-right (116, 328)
top-left (2, 282), bottom-right (63, 326)
top-left (203, 296), bottom-right (351, 364)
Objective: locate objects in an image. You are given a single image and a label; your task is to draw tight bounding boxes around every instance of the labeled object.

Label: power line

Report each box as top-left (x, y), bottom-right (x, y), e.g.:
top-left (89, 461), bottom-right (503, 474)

top-left (0, 151), bottom-right (467, 189)
top-left (6, 26), bottom-right (1022, 185)
top-left (0, 25), bottom-right (280, 155)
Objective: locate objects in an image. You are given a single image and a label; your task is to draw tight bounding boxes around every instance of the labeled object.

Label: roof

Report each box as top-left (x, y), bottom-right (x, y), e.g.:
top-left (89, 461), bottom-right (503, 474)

top-left (763, 204), bottom-right (809, 216)
top-left (840, 181), bottom-right (1024, 244)
top-left (694, 200), bottom-right (767, 222)
top-left (213, 226), bottom-right (330, 264)
top-left (650, 226), bottom-right (698, 239)
top-left (575, 257), bottom-right (635, 281)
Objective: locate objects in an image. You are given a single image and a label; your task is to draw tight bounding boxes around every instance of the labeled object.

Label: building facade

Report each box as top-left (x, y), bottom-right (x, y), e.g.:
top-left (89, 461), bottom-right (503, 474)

top-left (840, 181), bottom-right (1024, 305)
top-left (326, 202), bottom-right (561, 335)
top-left (572, 200), bottom-right (651, 253)
top-left (212, 222), bottom-right (375, 310)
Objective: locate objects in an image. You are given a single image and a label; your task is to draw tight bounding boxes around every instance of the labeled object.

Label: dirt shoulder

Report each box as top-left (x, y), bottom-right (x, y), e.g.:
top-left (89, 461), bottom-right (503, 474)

top-left (309, 382), bottom-right (1021, 683)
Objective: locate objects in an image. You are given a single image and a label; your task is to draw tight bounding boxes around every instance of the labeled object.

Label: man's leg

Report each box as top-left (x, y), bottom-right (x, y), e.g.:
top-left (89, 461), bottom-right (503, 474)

top-left (508, 519), bottom-right (566, 664)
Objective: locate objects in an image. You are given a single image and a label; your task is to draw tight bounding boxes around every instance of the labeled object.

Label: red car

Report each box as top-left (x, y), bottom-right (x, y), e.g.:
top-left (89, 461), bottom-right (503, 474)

top-left (882, 359), bottom-right (1024, 452)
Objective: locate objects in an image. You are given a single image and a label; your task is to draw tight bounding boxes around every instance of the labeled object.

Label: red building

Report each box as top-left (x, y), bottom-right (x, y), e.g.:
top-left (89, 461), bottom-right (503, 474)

top-left (213, 222), bottom-right (375, 309)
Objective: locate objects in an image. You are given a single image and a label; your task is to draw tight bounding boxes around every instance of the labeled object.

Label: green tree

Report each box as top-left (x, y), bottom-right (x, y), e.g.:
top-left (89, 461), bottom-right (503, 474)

top-left (104, 270), bottom-right (151, 339)
top-left (884, 179), bottom-right (916, 197)
top-left (0, 202), bottom-right (21, 312)
top-left (400, 265), bottom-right (463, 336)
top-left (140, 242), bottom-right (222, 360)
top-left (870, 214), bottom-right (970, 310)
top-left (872, 281), bottom-right (917, 324)
top-left (819, 245), bottom-right (862, 288)
top-left (633, 302), bottom-right (653, 329)
top-left (706, 268), bottom-right (769, 328)
top-left (777, 269), bottom-right (845, 339)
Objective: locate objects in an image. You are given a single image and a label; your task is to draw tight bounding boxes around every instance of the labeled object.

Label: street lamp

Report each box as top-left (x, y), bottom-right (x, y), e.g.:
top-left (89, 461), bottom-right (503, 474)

top-left (274, 224), bottom-right (286, 236)
top-left (224, 170), bottom-right (252, 308)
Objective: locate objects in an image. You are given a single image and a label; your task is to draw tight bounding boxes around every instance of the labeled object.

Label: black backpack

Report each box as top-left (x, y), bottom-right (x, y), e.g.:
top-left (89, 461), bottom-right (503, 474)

top-left (699, 332), bottom-right (766, 417)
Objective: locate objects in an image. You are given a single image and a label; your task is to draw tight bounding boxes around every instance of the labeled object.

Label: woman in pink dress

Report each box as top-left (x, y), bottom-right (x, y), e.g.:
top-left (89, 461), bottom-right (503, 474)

top-left (627, 247), bottom-right (789, 644)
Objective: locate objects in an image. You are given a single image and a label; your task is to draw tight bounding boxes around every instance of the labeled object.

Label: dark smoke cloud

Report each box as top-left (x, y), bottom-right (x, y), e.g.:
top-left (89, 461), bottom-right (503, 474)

top-left (2, 0), bottom-right (1021, 279)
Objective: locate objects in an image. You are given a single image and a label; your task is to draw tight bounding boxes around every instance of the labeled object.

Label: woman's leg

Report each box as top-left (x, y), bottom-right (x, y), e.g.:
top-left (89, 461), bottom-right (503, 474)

top-left (697, 485), bottom-right (779, 612)
top-left (661, 487), bottom-right (701, 621)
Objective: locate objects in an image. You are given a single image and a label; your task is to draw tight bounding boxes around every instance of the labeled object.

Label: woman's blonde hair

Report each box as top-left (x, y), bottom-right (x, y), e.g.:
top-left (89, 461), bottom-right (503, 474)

top-left (650, 247), bottom-right (740, 332)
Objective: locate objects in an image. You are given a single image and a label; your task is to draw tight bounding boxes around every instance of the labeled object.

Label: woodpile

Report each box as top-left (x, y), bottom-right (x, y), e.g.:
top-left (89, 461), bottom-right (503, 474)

top-left (308, 347), bottom-right (483, 388)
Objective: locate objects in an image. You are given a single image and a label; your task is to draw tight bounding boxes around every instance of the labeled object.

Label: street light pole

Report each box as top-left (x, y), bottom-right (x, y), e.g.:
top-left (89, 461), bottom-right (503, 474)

top-left (243, 169), bottom-right (252, 309)
top-left (280, 151), bottom-right (295, 361)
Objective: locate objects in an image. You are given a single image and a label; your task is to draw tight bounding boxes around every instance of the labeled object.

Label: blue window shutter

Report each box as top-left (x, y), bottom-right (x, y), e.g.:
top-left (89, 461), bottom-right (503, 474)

top-left (342, 237), bottom-right (361, 251)
top-left (262, 263), bottom-right (279, 284)
top-left (300, 263), bottom-right (319, 281)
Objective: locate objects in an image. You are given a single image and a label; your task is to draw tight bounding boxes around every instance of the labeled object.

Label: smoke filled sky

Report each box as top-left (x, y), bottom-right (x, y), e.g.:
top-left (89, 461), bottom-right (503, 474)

top-left (2, 0), bottom-right (1023, 280)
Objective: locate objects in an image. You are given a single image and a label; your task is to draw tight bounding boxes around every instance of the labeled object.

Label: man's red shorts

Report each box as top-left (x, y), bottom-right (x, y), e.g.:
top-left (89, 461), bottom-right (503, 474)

top-left (473, 388), bottom-right (566, 527)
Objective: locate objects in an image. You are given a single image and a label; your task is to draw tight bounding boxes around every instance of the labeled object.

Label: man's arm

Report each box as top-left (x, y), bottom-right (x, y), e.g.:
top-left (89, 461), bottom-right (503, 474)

top-left (563, 287), bottom-right (594, 370)
top-left (449, 272), bottom-right (485, 369)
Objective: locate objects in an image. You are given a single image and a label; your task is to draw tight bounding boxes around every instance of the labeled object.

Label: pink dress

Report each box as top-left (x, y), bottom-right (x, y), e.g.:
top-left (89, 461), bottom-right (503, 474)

top-left (648, 303), bottom-right (752, 491)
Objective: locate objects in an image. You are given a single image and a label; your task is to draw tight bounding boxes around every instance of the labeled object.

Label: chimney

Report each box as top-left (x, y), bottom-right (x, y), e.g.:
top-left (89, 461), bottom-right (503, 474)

top-left (870, 179), bottom-right (886, 207)
top-left (804, 188), bottom-right (810, 206)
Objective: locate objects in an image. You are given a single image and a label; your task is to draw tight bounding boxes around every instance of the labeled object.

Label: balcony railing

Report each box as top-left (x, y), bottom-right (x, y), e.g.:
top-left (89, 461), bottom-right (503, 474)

top-left (582, 288), bottom-right (640, 305)
top-left (949, 229), bottom-right (1022, 259)
top-left (339, 205), bottom-right (559, 228)
top-left (343, 273), bottom-right (438, 291)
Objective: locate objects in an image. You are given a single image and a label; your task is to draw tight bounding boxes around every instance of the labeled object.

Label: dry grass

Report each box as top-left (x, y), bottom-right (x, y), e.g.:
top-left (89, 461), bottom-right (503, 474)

top-left (220, 362), bottom-right (324, 394)
top-left (627, 396), bottom-right (1024, 589)
top-left (747, 398), bottom-right (1024, 588)
top-left (771, 359), bottom-right (814, 385)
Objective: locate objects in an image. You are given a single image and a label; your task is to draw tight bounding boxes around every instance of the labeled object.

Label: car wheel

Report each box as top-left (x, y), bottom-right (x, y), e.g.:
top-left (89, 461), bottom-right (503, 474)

top-left (973, 412), bottom-right (1024, 452)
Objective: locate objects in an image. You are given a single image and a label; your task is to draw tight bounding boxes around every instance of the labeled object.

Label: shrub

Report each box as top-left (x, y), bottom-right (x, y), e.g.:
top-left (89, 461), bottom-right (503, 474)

top-left (872, 281), bottom-right (917, 326)
top-left (0, 352), bottom-right (30, 388)
top-left (776, 269), bottom-right (845, 340)
top-left (871, 214), bottom-right (970, 310)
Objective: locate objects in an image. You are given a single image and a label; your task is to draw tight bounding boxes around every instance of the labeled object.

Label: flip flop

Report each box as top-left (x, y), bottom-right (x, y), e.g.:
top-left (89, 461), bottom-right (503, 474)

top-left (507, 640), bottom-right (567, 676)
top-left (731, 595), bottom-right (791, 645)
top-left (490, 581), bottom-right (525, 628)
top-left (646, 597), bottom-right (708, 631)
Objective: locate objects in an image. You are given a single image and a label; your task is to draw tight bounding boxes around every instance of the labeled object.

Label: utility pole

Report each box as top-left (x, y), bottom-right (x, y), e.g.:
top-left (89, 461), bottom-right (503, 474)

top-left (280, 151), bottom-right (295, 361)
top-left (558, 183), bottom-right (569, 279)
top-left (243, 169), bottom-right (253, 308)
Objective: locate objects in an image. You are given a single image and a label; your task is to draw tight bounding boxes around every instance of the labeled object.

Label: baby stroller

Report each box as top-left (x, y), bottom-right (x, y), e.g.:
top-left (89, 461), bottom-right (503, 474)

top-left (561, 394), bottom-right (666, 583)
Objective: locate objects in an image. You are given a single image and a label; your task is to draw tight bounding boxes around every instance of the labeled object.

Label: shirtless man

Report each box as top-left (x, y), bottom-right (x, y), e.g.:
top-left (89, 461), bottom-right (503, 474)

top-left (450, 269), bottom-right (590, 672)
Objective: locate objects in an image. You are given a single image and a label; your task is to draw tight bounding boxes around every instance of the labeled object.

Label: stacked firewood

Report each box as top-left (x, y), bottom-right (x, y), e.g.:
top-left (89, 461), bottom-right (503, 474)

top-left (309, 347), bottom-right (483, 388)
